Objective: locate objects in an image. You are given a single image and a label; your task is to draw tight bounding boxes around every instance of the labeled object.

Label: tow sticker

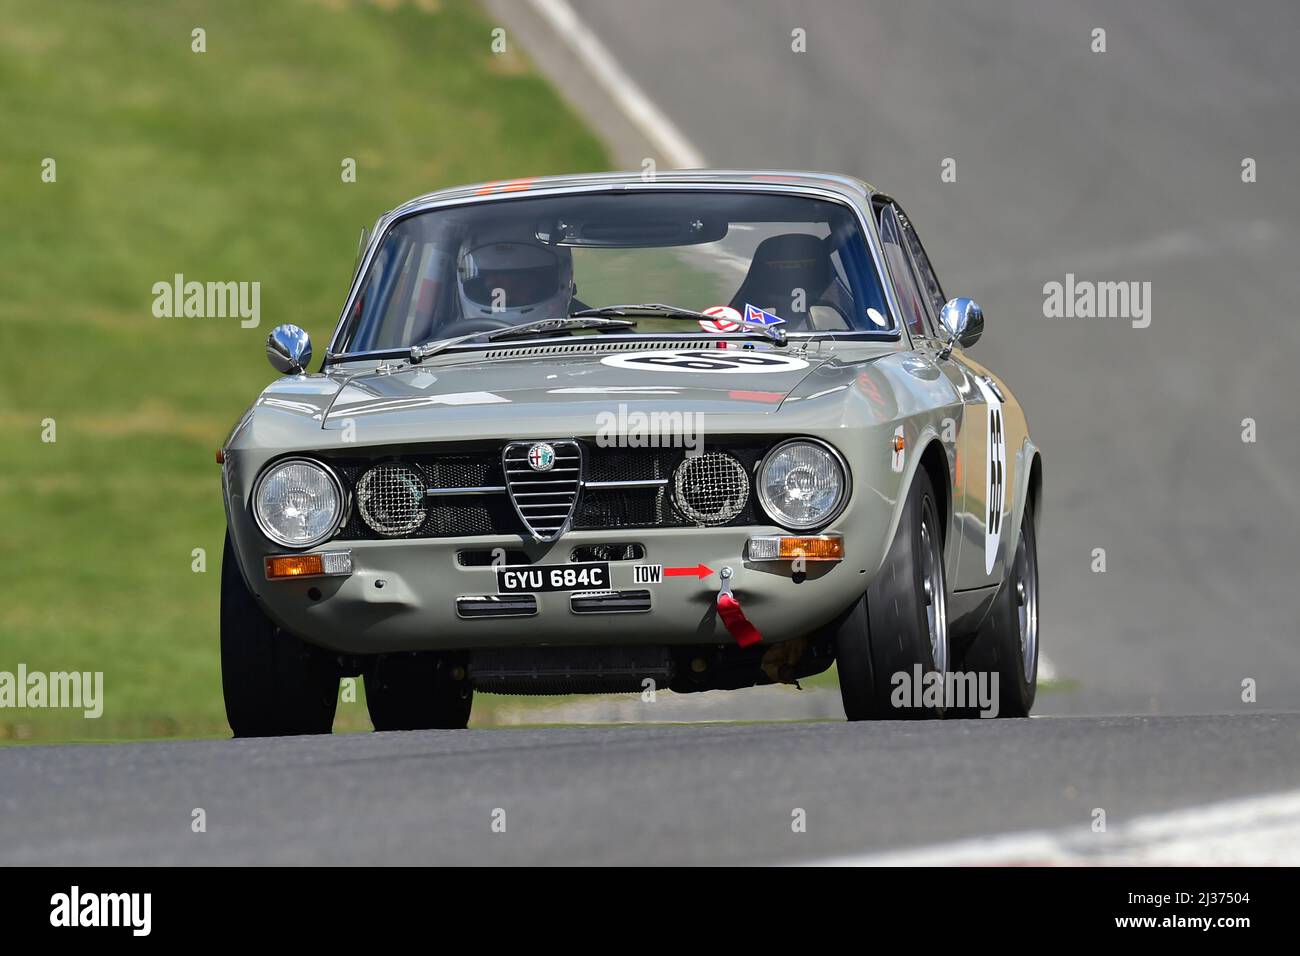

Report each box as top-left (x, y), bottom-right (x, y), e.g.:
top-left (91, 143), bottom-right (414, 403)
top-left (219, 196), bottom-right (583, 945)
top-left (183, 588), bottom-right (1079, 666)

top-left (600, 350), bottom-right (809, 374)
top-left (698, 305), bottom-right (743, 334)
top-left (974, 376), bottom-right (1006, 574)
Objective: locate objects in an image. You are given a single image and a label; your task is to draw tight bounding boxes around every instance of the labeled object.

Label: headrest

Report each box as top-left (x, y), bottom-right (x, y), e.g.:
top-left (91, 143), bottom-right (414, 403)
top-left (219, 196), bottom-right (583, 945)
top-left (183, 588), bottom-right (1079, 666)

top-left (744, 234), bottom-right (831, 288)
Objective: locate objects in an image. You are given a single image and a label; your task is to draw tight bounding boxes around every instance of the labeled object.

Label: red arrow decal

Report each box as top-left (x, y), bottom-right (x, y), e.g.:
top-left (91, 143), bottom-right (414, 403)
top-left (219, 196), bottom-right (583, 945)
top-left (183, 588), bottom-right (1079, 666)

top-left (664, 564), bottom-right (714, 579)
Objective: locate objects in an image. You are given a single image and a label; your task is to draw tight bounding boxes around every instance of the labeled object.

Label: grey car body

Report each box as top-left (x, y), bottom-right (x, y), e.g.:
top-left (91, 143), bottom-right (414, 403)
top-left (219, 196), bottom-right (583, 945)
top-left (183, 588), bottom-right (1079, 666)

top-left (220, 170), bottom-right (1042, 724)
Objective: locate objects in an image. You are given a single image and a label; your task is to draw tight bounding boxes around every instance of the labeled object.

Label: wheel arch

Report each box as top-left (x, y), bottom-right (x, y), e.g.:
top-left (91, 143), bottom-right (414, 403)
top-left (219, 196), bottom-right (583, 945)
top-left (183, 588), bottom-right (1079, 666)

top-left (917, 438), bottom-right (952, 546)
top-left (869, 428), bottom-right (954, 576)
top-left (1007, 440), bottom-right (1043, 568)
top-left (1027, 449), bottom-right (1043, 530)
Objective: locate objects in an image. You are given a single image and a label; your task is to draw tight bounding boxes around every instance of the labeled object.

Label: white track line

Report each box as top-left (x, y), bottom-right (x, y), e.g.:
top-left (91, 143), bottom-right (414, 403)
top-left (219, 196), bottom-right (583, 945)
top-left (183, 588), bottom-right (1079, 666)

top-left (805, 787), bottom-right (1300, 865)
top-left (527, 0), bottom-right (708, 168)
top-left (527, 0), bottom-right (1060, 688)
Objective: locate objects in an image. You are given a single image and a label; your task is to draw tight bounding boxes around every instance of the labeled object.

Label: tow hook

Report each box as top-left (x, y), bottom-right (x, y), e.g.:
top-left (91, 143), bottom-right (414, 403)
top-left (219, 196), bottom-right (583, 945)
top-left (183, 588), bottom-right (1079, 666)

top-left (716, 566), bottom-right (762, 647)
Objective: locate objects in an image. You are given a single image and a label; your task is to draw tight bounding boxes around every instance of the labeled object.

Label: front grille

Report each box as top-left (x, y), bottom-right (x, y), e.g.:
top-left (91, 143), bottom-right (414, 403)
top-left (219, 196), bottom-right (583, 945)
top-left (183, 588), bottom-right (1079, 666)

top-left (335, 453), bottom-right (513, 540)
top-left (424, 500), bottom-right (499, 536)
top-left (426, 455), bottom-right (498, 488)
top-left (329, 440), bottom-right (770, 541)
top-left (503, 440), bottom-right (582, 541)
top-left (586, 447), bottom-right (679, 483)
top-left (574, 487), bottom-right (677, 528)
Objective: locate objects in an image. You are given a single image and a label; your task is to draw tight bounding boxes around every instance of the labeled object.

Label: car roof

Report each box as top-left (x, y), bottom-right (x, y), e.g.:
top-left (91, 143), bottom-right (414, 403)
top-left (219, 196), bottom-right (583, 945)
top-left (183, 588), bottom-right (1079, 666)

top-left (385, 169), bottom-right (878, 219)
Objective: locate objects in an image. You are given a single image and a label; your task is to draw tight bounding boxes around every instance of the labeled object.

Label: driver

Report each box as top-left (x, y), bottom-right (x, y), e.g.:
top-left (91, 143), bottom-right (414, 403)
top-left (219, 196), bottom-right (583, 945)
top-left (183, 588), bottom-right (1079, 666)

top-left (456, 232), bottom-right (575, 326)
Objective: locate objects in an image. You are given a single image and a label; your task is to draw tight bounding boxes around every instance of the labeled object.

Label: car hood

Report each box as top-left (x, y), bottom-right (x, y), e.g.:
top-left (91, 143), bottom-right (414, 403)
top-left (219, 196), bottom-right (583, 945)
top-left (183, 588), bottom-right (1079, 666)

top-left (316, 347), bottom-right (831, 431)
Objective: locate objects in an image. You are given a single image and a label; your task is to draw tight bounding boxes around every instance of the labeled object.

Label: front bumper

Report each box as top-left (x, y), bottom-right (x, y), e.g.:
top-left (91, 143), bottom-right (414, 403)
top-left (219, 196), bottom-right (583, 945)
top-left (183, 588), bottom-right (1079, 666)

top-left (241, 526), bottom-right (867, 655)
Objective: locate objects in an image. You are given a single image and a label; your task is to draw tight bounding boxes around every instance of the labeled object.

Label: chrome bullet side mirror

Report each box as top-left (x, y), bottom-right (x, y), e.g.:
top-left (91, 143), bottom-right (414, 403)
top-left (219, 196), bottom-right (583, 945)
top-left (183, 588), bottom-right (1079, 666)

top-left (938, 297), bottom-right (984, 358)
top-left (267, 324), bottom-right (313, 375)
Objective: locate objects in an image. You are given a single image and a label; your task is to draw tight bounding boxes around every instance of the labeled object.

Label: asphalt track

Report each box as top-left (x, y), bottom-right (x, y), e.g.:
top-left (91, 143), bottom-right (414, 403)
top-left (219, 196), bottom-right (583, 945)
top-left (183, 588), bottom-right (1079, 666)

top-left (1, 715), bottom-right (1297, 865)
top-left (3, 1), bottom-right (1298, 865)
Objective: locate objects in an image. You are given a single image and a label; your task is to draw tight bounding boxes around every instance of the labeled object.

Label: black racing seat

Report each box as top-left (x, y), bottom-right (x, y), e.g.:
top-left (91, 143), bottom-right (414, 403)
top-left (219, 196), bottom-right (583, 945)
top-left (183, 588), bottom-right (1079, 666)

top-left (728, 233), bottom-right (848, 331)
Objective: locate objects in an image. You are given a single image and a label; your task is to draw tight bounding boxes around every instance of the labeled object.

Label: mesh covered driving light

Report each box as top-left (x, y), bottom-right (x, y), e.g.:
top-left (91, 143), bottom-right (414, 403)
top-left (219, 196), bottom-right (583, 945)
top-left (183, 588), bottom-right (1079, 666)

top-left (672, 452), bottom-right (750, 526)
top-left (356, 464), bottom-right (427, 536)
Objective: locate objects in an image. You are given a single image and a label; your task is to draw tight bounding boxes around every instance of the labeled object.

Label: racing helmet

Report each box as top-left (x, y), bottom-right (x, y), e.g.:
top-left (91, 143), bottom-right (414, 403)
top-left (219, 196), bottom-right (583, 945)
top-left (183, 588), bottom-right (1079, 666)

top-left (456, 232), bottom-right (573, 322)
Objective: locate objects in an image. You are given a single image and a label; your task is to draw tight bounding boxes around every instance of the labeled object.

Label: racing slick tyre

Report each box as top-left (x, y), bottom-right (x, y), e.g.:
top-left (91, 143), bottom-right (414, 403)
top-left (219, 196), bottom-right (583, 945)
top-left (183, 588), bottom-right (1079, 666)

top-left (958, 506), bottom-right (1039, 718)
top-left (834, 469), bottom-right (949, 720)
top-left (220, 535), bottom-right (342, 737)
top-left (364, 652), bottom-right (473, 731)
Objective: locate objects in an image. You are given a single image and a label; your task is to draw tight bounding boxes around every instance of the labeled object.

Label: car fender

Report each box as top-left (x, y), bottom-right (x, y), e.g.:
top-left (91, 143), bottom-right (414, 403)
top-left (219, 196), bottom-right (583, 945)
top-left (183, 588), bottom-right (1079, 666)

top-left (1007, 437), bottom-right (1043, 568)
top-left (898, 426), bottom-right (951, 542)
top-left (846, 420), bottom-right (954, 583)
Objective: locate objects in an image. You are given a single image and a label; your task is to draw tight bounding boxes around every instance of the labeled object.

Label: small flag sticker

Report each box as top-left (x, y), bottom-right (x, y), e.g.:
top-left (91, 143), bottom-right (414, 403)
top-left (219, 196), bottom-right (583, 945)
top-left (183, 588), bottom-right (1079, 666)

top-left (744, 303), bottom-right (785, 327)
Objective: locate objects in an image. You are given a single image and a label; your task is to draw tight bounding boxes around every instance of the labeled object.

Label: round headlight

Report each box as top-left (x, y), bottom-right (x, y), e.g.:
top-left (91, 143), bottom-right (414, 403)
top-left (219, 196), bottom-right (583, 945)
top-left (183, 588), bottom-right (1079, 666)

top-left (757, 440), bottom-right (848, 530)
top-left (253, 459), bottom-right (343, 548)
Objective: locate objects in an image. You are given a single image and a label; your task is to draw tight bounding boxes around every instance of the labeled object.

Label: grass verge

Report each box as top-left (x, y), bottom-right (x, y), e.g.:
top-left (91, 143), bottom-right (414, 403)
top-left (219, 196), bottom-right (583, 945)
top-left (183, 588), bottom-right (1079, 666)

top-left (0, 0), bottom-right (609, 743)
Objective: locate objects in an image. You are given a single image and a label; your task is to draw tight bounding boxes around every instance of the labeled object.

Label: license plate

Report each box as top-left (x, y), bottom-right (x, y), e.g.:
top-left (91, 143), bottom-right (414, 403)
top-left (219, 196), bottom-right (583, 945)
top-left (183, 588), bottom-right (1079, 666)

top-left (496, 562), bottom-right (610, 594)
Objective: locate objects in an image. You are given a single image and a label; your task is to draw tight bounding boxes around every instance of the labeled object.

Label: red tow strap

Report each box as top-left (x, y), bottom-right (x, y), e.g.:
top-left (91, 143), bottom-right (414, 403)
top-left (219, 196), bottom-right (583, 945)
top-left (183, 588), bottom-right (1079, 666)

top-left (718, 591), bottom-right (763, 647)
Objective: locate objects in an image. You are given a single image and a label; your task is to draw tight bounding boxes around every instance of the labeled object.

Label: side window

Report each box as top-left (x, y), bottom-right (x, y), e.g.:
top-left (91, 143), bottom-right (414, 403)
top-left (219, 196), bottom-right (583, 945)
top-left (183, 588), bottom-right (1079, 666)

top-left (829, 242), bottom-right (889, 328)
top-left (895, 206), bottom-right (947, 319)
top-left (877, 204), bottom-right (931, 341)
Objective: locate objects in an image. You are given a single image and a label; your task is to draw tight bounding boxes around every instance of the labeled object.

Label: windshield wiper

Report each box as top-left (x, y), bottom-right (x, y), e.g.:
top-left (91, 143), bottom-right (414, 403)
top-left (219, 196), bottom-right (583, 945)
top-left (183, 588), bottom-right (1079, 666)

top-left (409, 316), bottom-right (636, 363)
top-left (570, 303), bottom-right (788, 346)
top-left (489, 316), bottom-right (637, 341)
top-left (571, 303), bottom-right (713, 320)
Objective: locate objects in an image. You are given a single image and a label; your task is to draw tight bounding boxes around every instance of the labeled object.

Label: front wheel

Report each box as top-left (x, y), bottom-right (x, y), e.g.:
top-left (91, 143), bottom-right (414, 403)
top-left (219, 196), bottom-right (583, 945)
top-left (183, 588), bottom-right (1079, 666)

top-left (364, 652), bottom-right (473, 731)
top-left (221, 534), bottom-right (341, 737)
top-left (834, 469), bottom-right (950, 720)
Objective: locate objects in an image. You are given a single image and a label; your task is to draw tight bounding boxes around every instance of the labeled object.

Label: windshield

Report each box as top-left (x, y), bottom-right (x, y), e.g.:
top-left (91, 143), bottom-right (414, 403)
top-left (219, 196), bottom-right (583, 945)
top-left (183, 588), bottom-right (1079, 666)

top-left (335, 191), bottom-right (893, 355)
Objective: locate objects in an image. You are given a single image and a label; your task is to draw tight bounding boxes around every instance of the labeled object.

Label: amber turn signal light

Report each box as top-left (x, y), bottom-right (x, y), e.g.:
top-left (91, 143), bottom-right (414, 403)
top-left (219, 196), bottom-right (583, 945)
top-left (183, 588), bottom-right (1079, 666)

top-left (264, 550), bottom-right (353, 580)
top-left (747, 534), bottom-right (844, 562)
top-left (265, 554), bottom-right (324, 579)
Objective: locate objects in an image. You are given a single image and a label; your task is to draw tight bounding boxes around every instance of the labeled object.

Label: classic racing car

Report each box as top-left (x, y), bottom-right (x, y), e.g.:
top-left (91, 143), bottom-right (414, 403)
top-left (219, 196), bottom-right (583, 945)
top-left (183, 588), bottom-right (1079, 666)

top-left (219, 170), bottom-right (1042, 735)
